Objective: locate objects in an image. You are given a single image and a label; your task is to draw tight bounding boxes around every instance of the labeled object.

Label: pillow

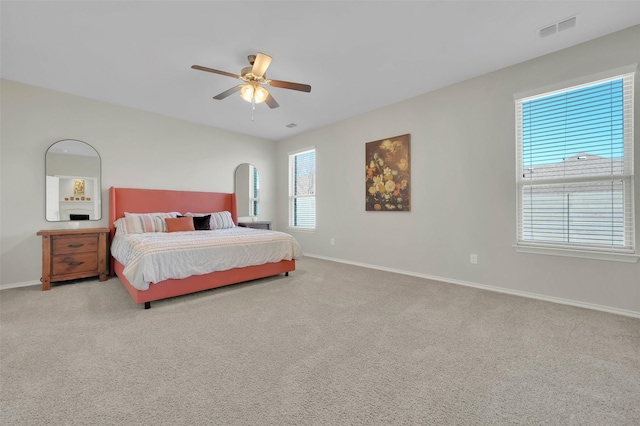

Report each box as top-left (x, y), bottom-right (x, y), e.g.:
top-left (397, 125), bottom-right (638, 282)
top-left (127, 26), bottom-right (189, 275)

top-left (178, 214), bottom-right (211, 231)
top-left (210, 211), bottom-right (235, 229)
top-left (124, 212), bottom-right (180, 218)
top-left (165, 217), bottom-right (195, 233)
top-left (114, 219), bottom-right (128, 236)
top-left (114, 215), bottom-right (168, 234)
top-left (186, 211), bottom-right (235, 230)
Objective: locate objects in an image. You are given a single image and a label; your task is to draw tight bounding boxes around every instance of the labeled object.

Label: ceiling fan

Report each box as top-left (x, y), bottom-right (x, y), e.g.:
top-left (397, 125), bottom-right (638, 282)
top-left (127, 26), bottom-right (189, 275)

top-left (191, 52), bottom-right (311, 109)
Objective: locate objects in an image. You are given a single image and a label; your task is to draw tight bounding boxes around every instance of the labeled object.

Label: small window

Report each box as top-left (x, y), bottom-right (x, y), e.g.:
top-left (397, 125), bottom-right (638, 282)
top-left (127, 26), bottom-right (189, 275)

top-left (289, 148), bottom-right (316, 229)
top-left (252, 165), bottom-right (259, 216)
top-left (515, 73), bottom-right (635, 254)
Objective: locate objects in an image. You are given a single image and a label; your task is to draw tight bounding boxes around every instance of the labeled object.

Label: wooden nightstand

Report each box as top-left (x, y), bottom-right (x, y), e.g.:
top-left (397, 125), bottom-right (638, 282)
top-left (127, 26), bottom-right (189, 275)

top-left (238, 221), bottom-right (272, 230)
top-left (37, 228), bottom-right (110, 291)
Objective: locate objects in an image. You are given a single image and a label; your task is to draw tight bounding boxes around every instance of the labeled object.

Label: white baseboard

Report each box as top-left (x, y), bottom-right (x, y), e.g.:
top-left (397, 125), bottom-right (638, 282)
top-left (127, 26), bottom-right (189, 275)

top-left (303, 253), bottom-right (640, 319)
top-left (0, 280), bottom-right (41, 291)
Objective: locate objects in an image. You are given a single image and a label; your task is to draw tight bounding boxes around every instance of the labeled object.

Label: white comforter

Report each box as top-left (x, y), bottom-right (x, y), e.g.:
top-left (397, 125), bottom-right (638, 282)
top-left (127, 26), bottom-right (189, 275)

top-left (111, 227), bottom-right (302, 290)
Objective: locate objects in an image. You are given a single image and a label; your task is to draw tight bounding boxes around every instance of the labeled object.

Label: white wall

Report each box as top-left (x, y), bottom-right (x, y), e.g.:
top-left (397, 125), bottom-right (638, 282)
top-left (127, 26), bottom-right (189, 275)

top-left (1, 80), bottom-right (276, 286)
top-left (276, 25), bottom-right (640, 315)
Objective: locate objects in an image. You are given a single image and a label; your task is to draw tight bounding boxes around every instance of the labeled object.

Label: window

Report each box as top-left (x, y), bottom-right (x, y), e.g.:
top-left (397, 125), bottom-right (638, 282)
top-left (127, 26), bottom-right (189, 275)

top-left (515, 72), bottom-right (635, 255)
top-left (289, 148), bottom-right (316, 229)
top-left (251, 165), bottom-right (259, 216)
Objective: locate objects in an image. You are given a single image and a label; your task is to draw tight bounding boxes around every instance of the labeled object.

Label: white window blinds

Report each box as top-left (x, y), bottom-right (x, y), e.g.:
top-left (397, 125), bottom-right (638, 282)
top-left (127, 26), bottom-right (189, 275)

top-left (289, 149), bottom-right (316, 229)
top-left (515, 73), bottom-right (635, 252)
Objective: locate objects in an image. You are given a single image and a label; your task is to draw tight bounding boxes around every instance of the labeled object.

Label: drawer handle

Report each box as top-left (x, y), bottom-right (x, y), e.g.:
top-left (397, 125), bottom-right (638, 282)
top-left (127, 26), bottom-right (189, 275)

top-left (67, 243), bottom-right (84, 248)
top-left (67, 261), bottom-right (85, 266)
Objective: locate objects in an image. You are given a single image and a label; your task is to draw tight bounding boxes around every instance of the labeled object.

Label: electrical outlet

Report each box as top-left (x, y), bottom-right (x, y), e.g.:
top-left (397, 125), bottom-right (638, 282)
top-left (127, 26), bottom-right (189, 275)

top-left (470, 254), bottom-right (478, 264)
top-left (330, 238), bottom-right (335, 245)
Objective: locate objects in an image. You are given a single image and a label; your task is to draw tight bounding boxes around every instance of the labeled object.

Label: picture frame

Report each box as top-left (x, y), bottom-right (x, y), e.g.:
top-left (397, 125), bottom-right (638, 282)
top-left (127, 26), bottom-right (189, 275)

top-left (365, 134), bottom-right (410, 211)
top-left (73, 179), bottom-right (85, 196)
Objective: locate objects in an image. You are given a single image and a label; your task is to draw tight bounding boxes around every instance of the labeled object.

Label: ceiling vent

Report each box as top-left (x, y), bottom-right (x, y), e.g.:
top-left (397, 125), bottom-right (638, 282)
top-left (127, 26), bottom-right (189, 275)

top-left (539, 15), bottom-right (577, 38)
top-left (539, 24), bottom-right (557, 38)
top-left (558, 16), bottom-right (577, 32)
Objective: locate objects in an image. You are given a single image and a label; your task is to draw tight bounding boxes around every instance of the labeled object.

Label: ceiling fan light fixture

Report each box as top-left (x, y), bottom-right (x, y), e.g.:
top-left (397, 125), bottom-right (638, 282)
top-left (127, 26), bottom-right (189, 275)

top-left (240, 84), bottom-right (254, 102)
top-left (253, 86), bottom-right (268, 103)
top-left (240, 84), bottom-right (268, 104)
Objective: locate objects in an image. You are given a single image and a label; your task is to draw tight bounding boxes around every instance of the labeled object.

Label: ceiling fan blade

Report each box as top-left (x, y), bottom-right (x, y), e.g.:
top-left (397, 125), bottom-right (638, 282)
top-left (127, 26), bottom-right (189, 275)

top-left (213, 85), bottom-right (242, 100)
top-left (267, 79), bottom-right (312, 93)
top-left (265, 92), bottom-right (279, 109)
top-left (251, 52), bottom-right (272, 78)
top-left (191, 65), bottom-right (241, 80)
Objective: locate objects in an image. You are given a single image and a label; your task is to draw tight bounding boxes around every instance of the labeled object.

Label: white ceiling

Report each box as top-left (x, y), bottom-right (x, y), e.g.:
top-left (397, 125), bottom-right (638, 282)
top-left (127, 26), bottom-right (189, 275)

top-left (2, 1), bottom-right (639, 141)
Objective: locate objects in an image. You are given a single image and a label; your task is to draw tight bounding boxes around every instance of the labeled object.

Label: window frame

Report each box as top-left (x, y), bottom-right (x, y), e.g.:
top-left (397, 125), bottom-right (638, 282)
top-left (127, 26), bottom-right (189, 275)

top-left (513, 65), bottom-right (638, 263)
top-left (288, 147), bottom-right (316, 231)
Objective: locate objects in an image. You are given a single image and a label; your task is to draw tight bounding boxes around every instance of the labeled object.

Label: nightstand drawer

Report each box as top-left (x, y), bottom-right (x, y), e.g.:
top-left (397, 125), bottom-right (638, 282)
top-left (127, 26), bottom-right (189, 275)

top-left (53, 235), bottom-right (98, 254)
top-left (52, 252), bottom-right (99, 276)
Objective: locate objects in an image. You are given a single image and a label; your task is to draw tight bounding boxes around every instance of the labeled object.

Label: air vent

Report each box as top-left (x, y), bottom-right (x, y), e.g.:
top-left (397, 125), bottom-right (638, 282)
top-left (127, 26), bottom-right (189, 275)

top-left (539, 24), bottom-right (557, 38)
top-left (558, 16), bottom-right (577, 32)
top-left (538, 15), bottom-right (577, 38)
top-left (286, 123), bottom-right (298, 128)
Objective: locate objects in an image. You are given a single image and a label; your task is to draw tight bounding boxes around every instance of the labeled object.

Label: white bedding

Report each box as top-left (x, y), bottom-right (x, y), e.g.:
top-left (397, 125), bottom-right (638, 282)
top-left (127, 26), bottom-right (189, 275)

top-left (111, 227), bottom-right (302, 290)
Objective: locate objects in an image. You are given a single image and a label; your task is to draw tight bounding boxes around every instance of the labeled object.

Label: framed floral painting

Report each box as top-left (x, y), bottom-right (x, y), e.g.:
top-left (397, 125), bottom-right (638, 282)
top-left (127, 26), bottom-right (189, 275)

top-left (365, 134), bottom-right (410, 211)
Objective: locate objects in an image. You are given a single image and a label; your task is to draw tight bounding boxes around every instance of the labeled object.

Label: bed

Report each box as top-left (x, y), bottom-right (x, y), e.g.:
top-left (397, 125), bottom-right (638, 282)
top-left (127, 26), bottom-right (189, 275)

top-left (109, 187), bottom-right (299, 309)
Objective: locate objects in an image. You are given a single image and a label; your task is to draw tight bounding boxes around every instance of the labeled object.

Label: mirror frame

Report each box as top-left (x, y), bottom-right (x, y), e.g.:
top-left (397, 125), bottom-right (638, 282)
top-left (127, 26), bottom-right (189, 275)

top-left (234, 163), bottom-right (259, 217)
top-left (45, 139), bottom-right (102, 222)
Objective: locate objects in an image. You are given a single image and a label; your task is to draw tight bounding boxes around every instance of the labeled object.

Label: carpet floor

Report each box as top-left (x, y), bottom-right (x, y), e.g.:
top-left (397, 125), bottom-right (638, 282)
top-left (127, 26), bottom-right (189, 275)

top-left (1, 257), bottom-right (639, 425)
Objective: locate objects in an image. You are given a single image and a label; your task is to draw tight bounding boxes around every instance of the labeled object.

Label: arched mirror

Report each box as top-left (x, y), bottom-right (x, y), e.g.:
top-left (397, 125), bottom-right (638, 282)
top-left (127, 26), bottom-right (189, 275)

top-left (235, 163), bottom-right (259, 217)
top-left (45, 139), bottom-right (101, 221)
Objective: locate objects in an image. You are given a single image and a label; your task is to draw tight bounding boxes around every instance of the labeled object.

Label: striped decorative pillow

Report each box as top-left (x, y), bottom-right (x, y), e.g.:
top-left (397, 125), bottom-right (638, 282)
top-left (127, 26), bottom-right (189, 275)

top-left (186, 211), bottom-right (235, 230)
top-left (211, 211), bottom-right (235, 229)
top-left (124, 212), bottom-right (180, 219)
top-left (115, 214), bottom-right (174, 234)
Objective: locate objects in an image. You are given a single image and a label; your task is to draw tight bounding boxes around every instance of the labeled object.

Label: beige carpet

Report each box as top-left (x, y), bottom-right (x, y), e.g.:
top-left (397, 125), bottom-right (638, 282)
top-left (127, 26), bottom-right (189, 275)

top-left (1, 257), bottom-right (639, 425)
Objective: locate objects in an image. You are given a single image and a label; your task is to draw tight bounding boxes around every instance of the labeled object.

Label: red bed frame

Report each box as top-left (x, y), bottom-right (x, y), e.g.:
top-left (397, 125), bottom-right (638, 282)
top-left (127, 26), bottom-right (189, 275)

top-left (109, 187), bottom-right (295, 309)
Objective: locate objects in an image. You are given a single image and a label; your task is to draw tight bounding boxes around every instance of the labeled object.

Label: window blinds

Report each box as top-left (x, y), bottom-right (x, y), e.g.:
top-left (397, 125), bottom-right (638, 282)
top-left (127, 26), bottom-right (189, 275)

top-left (516, 73), bottom-right (634, 252)
top-left (252, 166), bottom-right (259, 216)
top-left (289, 149), bottom-right (316, 228)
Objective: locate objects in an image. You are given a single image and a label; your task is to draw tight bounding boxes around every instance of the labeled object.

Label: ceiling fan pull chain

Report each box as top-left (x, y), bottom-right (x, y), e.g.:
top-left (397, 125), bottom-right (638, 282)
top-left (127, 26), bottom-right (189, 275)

top-left (251, 96), bottom-right (256, 121)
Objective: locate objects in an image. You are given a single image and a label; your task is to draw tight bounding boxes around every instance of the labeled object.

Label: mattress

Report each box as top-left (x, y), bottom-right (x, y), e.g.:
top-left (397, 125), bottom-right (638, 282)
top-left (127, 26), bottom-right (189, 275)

top-left (111, 227), bottom-right (302, 290)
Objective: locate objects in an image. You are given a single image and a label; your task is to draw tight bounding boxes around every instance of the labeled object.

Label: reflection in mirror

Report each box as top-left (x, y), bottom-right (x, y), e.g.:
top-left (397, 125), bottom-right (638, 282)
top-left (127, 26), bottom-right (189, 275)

top-left (235, 163), bottom-right (259, 217)
top-left (45, 140), bottom-right (101, 221)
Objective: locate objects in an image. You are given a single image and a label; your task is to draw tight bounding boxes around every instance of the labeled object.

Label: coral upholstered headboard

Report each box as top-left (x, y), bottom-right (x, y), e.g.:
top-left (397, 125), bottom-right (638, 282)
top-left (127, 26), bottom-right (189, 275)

top-left (108, 187), bottom-right (238, 242)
